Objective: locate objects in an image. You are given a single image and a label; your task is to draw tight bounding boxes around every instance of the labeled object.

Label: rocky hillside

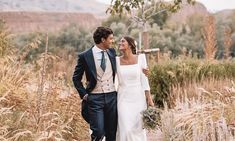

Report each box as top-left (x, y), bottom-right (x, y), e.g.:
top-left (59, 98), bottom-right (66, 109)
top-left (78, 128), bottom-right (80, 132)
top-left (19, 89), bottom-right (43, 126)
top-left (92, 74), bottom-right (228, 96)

top-left (214, 9), bottom-right (235, 21)
top-left (0, 0), bottom-right (108, 17)
top-left (0, 12), bottom-right (101, 33)
top-left (0, 0), bottom-right (234, 33)
top-left (0, 0), bottom-right (108, 33)
top-left (169, 2), bottom-right (209, 23)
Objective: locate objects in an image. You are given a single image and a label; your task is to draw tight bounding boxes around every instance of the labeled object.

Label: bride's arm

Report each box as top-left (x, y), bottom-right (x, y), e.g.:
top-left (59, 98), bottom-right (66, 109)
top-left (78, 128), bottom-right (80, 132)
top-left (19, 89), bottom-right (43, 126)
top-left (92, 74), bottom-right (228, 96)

top-left (115, 56), bottom-right (120, 91)
top-left (114, 73), bottom-right (119, 91)
top-left (144, 91), bottom-right (154, 107)
top-left (139, 54), bottom-right (154, 107)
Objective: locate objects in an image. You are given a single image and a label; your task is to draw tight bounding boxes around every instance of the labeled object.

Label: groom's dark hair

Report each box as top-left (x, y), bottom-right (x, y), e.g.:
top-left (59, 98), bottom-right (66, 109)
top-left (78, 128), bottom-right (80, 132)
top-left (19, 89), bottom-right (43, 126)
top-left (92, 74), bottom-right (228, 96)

top-left (93, 26), bottom-right (113, 44)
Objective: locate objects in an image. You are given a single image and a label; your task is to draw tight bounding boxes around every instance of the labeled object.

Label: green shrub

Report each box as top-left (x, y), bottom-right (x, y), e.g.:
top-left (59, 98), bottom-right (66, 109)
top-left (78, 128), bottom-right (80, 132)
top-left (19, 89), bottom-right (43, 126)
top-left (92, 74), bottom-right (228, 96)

top-left (149, 59), bottom-right (235, 107)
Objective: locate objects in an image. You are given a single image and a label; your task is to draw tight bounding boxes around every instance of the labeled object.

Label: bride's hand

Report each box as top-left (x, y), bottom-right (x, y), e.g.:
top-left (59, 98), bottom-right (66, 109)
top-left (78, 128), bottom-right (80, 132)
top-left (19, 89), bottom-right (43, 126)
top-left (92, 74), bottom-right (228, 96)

top-left (147, 98), bottom-right (155, 107)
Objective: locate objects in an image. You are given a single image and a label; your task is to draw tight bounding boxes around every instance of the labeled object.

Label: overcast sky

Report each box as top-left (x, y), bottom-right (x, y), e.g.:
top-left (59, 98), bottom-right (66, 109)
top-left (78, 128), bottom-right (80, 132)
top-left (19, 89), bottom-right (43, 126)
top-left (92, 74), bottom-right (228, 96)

top-left (97, 0), bottom-right (235, 12)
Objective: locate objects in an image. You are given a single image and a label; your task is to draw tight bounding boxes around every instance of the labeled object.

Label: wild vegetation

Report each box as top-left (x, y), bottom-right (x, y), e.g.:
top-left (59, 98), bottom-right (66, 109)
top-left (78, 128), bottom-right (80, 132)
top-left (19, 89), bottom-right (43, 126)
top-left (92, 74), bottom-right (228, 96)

top-left (160, 80), bottom-right (235, 141)
top-left (0, 1), bottom-right (235, 140)
top-left (0, 25), bottom-right (89, 140)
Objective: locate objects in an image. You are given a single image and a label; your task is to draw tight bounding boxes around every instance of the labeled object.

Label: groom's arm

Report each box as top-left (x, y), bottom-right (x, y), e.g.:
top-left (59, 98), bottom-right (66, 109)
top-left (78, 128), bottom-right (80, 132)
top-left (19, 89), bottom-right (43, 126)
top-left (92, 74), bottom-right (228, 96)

top-left (72, 54), bottom-right (87, 99)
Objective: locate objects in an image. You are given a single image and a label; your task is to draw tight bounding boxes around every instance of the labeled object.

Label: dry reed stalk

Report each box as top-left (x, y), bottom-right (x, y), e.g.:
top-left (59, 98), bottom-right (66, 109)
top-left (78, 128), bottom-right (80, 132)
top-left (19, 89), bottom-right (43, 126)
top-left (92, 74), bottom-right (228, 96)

top-left (36, 33), bottom-right (48, 132)
top-left (203, 15), bottom-right (217, 60)
top-left (224, 27), bottom-right (233, 59)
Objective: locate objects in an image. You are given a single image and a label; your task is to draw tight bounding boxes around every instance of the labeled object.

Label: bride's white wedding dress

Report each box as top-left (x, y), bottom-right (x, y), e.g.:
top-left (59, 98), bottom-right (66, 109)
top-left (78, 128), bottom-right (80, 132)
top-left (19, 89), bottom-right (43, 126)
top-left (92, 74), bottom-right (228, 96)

top-left (115, 54), bottom-right (150, 141)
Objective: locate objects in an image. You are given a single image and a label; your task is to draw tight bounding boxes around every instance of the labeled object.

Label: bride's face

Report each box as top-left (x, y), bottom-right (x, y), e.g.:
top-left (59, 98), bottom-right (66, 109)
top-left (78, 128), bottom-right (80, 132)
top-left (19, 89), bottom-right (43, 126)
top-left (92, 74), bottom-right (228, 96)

top-left (118, 38), bottom-right (129, 52)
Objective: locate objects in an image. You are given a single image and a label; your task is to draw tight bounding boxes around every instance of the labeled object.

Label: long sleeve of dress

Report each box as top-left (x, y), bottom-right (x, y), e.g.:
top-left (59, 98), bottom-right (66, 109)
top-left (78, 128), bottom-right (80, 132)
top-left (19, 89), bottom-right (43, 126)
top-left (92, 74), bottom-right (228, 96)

top-left (114, 73), bottom-right (119, 91)
top-left (115, 57), bottom-right (120, 91)
top-left (139, 54), bottom-right (150, 91)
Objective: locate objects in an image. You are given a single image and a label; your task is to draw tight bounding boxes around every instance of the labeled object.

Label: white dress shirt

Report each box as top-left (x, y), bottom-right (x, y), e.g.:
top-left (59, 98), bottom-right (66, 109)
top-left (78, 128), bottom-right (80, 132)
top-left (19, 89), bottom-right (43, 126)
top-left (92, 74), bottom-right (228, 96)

top-left (92, 45), bottom-right (108, 65)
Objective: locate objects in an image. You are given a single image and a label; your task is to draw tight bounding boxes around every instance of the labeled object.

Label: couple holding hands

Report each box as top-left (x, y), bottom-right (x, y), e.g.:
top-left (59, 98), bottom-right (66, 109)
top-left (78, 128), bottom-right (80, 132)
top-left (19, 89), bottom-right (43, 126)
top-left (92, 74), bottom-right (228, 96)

top-left (73, 26), bottom-right (154, 141)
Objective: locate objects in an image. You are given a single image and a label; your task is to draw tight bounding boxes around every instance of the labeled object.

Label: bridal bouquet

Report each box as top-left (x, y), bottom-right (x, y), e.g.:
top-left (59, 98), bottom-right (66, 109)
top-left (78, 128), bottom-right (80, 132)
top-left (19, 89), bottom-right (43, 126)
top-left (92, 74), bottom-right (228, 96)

top-left (142, 107), bottom-right (161, 130)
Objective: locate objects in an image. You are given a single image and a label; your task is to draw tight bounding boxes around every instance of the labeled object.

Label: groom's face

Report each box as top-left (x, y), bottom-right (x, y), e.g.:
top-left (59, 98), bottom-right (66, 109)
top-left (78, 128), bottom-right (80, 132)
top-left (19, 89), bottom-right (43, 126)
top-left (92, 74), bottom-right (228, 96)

top-left (102, 34), bottom-right (114, 50)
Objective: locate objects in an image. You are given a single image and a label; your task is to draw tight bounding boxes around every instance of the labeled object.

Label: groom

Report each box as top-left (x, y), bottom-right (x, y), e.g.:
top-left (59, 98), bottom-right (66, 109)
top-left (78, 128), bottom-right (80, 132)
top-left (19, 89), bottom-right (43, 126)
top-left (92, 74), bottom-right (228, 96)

top-left (73, 26), bottom-right (117, 141)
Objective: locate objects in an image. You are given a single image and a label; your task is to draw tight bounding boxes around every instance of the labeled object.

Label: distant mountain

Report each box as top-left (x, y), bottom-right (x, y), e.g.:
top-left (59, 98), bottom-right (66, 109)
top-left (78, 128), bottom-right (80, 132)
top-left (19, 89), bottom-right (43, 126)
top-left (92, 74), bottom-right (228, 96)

top-left (169, 1), bottom-right (209, 23)
top-left (169, 1), bottom-right (235, 24)
top-left (0, 0), bottom-right (108, 17)
top-left (0, 12), bottom-right (101, 33)
top-left (0, 0), bottom-right (108, 33)
top-left (214, 9), bottom-right (235, 21)
top-left (214, 9), bottom-right (235, 41)
top-left (1, 0), bottom-right (234, 33)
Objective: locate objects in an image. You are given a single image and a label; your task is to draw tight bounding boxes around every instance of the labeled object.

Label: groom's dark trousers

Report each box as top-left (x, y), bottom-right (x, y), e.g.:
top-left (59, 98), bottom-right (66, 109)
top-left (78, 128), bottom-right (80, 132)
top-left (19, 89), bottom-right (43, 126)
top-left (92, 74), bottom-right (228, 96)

top-left (88, 92), bottom-right (117, 141)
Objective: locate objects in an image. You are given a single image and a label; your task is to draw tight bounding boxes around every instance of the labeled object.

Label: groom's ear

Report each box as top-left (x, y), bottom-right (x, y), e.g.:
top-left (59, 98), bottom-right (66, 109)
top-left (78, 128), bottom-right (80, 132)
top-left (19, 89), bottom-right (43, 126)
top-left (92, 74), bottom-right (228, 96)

top-left (101, 38), bottom-right (105, 43)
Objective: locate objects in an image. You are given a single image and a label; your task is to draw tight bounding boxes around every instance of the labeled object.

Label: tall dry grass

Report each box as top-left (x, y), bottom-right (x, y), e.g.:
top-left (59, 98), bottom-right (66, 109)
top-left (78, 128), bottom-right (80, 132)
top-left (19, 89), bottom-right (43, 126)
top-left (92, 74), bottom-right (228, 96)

top-left (0, 32), bottom-right (89, 140)
top-left (159, 79), bottom-right (235, 141)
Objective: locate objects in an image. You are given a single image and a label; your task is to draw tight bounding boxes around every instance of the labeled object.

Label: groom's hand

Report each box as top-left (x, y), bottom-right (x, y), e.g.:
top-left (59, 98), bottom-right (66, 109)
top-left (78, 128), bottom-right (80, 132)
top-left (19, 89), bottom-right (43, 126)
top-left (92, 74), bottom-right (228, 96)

top-left (142, 67), bottom-right (149, 76)
top-left (83, 94), bottom-right (88, 101)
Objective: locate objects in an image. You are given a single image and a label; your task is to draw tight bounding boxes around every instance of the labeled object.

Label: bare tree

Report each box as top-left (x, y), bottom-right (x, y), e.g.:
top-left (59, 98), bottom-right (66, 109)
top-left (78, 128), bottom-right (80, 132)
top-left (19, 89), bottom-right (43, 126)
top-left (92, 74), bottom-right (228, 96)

top-left (107, 0), bottom-right (196, 49)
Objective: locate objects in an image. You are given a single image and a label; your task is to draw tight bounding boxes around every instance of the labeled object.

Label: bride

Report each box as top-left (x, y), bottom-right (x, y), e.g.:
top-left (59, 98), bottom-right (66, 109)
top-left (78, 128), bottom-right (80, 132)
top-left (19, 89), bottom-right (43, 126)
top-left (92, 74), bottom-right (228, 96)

top-left (115, 36), bottom-right (154, 141)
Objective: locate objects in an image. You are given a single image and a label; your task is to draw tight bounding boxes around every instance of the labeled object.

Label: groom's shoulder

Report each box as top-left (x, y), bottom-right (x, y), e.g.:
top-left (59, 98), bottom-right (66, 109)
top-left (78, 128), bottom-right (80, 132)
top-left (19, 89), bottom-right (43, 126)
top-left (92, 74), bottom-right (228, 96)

top-left (79, 46), bottom-right (93, 57)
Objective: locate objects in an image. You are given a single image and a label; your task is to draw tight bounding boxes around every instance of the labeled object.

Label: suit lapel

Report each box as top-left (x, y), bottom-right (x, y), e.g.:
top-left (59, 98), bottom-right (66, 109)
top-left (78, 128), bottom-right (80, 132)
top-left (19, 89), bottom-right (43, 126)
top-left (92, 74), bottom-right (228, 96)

top-left (107, 49), bottom-right (116, 73)
top-left (84, 47), bottom-right (116, 80)
top-left (84, 48), bottom-right (97, 79)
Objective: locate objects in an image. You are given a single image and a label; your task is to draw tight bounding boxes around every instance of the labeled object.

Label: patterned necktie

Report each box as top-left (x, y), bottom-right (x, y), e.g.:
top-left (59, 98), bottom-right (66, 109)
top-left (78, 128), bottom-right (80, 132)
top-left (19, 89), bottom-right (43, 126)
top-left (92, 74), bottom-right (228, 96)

top-left (100, 51), bottom-right (106, 71)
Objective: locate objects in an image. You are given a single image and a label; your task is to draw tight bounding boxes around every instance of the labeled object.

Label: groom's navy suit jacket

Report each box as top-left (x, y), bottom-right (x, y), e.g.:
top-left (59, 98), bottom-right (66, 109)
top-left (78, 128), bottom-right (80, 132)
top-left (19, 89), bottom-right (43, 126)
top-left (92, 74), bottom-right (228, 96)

top-left (73, 47), bottom-right (116, 123)
top-left (73, 46), bottom-right (117, 99)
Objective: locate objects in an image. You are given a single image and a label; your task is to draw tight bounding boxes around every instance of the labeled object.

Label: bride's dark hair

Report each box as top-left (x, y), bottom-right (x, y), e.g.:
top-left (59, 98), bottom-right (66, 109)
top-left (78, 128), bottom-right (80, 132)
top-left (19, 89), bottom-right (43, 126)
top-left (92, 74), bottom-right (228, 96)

top-left (123, 36), bottom-right (137, 54)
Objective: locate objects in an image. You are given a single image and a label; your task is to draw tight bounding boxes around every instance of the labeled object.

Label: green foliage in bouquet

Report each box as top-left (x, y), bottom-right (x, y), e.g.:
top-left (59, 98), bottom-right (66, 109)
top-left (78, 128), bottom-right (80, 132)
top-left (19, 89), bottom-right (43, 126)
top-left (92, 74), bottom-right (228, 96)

top-left (142, 107), bottom-right (161, 130)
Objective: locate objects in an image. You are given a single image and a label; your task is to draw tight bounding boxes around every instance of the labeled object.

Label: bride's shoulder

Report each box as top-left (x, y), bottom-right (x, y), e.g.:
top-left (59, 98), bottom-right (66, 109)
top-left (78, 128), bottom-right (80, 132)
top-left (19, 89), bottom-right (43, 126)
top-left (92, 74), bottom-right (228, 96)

top-left (138, 53), bottom-right (146, 60)
top-left (115, 56), bottom-right (121, 63)
top-left (115, 56), bottom-right (120, 60)
top-left (138, 53), bottom-right (146, 57)
top-left (116, 55), bottom-right (124, 59)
